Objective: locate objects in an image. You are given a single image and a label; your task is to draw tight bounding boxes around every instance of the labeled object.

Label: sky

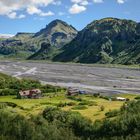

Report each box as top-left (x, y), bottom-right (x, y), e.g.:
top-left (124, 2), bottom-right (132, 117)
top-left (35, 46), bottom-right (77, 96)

top-left (0, 0), bottom-right (140, 35)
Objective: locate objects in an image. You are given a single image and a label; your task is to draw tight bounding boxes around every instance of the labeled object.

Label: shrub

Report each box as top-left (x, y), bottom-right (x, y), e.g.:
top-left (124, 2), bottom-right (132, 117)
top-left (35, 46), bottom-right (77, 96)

top-left (0, 89), bottom-right (18, 96)
top-left (100, 105), bottom-right (105, 111)
top-left (67, 96), bottom-right (83, 102)
top-left (0, 103), bottom-right (7, 109)
top-left (99, 95), bottom-right (110, 100)
top-left (79, 100), bottom-right (97, 106)
top-left (72, 105), bottom-right (88, 110)
top-left (105, 109), bottom-right (120, 118)
top-left (93, 93), bottom-right (100, 97)
top-left (5, 102), bottom-right (17, 108)
top-left (135, 96), bottom-right (140, 100)
top-left (57, 102), bottom-right (67, 107)
top-left (67, 102), bottom-right (77, 106)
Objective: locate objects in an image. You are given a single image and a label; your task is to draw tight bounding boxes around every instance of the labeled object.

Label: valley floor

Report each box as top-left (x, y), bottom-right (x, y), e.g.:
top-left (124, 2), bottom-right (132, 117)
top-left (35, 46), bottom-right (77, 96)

top-left (0, 60), bottom-right (140, 95)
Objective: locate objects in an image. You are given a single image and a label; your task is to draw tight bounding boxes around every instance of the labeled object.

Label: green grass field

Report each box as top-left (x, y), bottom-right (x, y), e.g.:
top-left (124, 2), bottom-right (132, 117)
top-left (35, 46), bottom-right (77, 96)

top-left (0, 92), bottom-right (137, 121)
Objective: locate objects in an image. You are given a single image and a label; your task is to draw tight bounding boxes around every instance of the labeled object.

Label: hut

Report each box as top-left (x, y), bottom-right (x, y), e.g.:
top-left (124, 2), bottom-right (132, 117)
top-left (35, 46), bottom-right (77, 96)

top-left (18, 89), bottom-right (42, 99)
top-left (67, 87), bottom-right (79, 96)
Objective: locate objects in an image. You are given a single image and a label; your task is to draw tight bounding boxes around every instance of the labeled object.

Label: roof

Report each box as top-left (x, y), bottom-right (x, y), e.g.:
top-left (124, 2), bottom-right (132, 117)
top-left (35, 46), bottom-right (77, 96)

top-left (116, 97), bottom-right (126, 100)
top-left (19, 89), bottom-right (41, 96)
top-left (68, 87), bottom-right (79, 92)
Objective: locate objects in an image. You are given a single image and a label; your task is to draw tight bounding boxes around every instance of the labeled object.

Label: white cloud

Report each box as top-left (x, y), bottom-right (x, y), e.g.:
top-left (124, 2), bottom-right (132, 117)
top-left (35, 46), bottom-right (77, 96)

top-left (27, 6), bottom-right (41, 15)
top-left (69, 4), bottom-right (86, 14)
top-left (0, 34), bottom-right (14, 38)
top-left (81, 1), bottom-right (89, 6)
top-left (93, 0), bottom-right (103, 3)
top-left (29, 0), bottom-right (54, 6)
top-left (117, 0), bottom-right (126, 4)
top-left (27, 6), bottom-right (54, 16)
top-left (0, 0), bottom-right (57, 19)
top-left (7, 12), bottom-right (25, 19)
top-left (7, 12), bottom-right (17, 19)
top-left (71, 0), bottom-right (89, 5)
top-left (40, 11), bottom-right (54, 16)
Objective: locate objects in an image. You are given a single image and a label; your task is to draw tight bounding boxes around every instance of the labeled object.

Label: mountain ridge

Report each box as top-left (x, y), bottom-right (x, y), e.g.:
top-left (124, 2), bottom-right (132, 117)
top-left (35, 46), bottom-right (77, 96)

top-left (0, 17), bottom-right (140, 64)
top-left (0, 19), bottom-right (77, 58)
top-left (52, 18), bottom-right (140, 64)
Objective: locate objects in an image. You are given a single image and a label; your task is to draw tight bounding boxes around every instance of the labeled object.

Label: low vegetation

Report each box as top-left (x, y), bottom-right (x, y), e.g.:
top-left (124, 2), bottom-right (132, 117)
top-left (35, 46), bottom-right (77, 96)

top-left (0, 73), bottom-right (65, 96)
top-left (0, 72), bottom-right (140, 140)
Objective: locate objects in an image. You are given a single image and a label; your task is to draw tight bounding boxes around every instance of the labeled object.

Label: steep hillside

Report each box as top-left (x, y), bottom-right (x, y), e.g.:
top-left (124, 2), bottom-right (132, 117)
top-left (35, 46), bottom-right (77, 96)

top-left (0, 20), bottom-right (77, 59)
top-left (0, 32), bottom-right (35, 58)
top-left (33, 19), bottom-right (77, 48)
top-left (53, 18), bottom-right (140, 64)
top-left (28, 42), bottom-right (57, 60)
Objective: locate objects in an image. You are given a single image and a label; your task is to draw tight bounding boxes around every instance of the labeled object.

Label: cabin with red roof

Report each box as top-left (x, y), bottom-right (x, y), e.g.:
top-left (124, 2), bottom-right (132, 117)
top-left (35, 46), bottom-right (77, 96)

top-left (18, 89), bottom-right (42, 99)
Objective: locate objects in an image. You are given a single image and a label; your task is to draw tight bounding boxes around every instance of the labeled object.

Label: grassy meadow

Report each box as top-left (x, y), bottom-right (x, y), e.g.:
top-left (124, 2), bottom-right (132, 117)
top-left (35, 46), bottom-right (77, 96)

top-left (0, 92), bottom-right (137, 121)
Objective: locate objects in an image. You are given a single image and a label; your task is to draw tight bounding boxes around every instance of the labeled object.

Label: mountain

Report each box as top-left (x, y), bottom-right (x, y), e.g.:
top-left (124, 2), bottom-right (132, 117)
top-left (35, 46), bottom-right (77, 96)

top-left (28, 42), bottom-right (57, 60)
top-left (0, 32), bottom-right (35, 58)
top-left (33, 19), bottom-right (77, 48)
top-left (53, 18), bottom-right (140, 64)
top-left (0, 20), bottom-right (77, 58)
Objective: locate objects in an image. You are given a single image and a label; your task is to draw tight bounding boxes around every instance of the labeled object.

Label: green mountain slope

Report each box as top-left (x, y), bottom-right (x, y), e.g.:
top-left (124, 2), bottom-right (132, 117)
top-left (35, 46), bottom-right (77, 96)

top-left (0, 32), bottom-right (35, 58)
top-left (0, 20), bottom-right (77, 59)
top-left (53, 18), bottom-right (140, 64)
top-left (28, 42), bottom-right (58, 60)
top-left (33, 19), bottom-right (77, 48)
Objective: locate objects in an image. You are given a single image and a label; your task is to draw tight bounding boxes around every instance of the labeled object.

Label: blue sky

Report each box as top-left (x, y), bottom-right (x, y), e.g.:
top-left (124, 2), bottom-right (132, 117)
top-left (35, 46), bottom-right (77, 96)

top-left (0, 0), bottom-right (140, 35)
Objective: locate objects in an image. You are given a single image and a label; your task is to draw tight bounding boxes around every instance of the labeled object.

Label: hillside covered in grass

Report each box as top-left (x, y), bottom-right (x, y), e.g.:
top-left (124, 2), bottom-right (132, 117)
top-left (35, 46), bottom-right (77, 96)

top-left (53, 18), bottom-right (140, 64)
top-left (0, 72), bottom-right (64, 96)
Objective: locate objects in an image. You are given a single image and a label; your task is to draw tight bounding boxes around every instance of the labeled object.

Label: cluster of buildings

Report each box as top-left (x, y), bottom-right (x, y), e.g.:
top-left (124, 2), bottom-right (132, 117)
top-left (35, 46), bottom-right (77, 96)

top-left (17, 87), bottom-right (127, 102)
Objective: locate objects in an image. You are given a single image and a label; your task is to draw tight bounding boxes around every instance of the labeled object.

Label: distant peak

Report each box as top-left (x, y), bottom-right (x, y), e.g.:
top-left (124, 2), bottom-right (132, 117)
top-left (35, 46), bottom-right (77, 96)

top-left (46, 19), bottom-right (69, 28)
top-left (86, 17), bottom-right (137, 29)
top-left (51, 19), bottom-right (65, 23)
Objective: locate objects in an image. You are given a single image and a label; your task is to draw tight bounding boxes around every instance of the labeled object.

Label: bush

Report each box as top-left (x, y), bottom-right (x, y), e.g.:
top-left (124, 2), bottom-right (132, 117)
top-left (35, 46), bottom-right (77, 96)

top-left (67, 102), bottom-right (77, 106)
top-left (41, 85), bottom-right (66, 94)
top-left (100, 105), bottom-right (105, 111)
top-left (0, 72), bottom-right (65, 96)
top-left (135, 96), bottom-right (140, 100)
top-left (93, 93), bottom-right (100, 97)
top-left (72, 105), bottom-right (88, 110)
top-left (0, 103), bottom-right (7, 109)
top-left (5, 102), bottom-right (17, 108)
top-left (105, 109), bottom-right (120, 118)
top-left (99, 95), bottom-right (110, 100)
top-left (67, 96), bottom-right (83, 102)
top-left (0, 89), bottom-right (18, 96)
top-left (79, 100), bottom-right (97, 106)
top-left (57, 102), bottom-right (67, 107)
